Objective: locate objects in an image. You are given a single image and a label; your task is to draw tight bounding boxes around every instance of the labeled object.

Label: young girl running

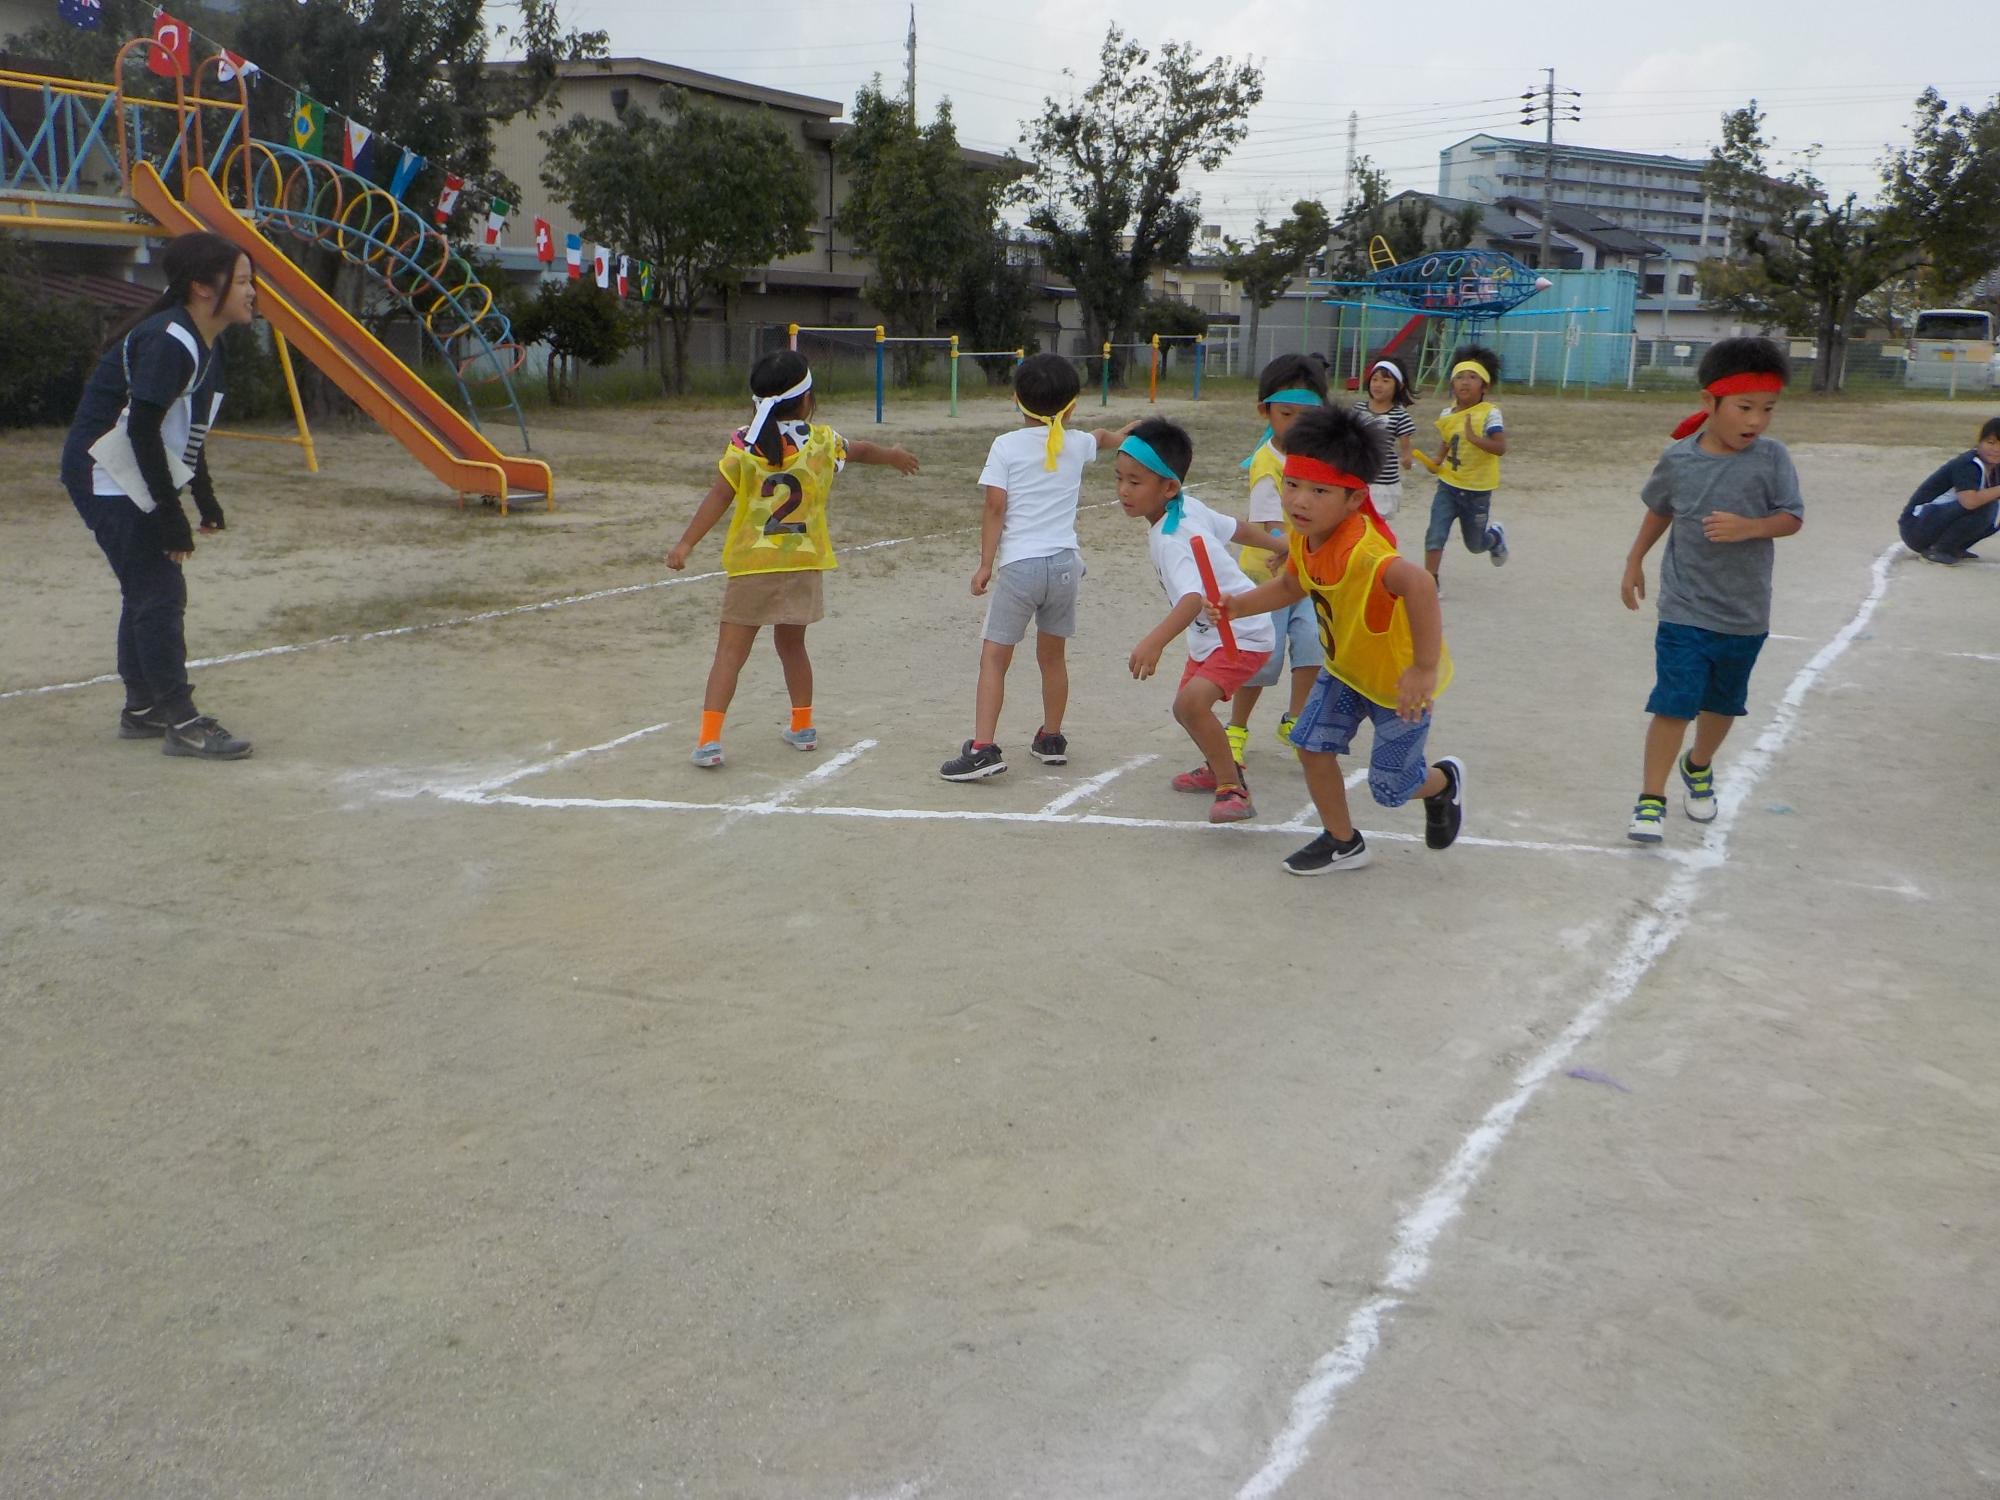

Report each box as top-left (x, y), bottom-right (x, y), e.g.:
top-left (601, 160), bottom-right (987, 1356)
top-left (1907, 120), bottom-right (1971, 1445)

top-left (1352, 355), bottom-right (1417, 519)
top-left (666, 350), bottom-right (918, 767)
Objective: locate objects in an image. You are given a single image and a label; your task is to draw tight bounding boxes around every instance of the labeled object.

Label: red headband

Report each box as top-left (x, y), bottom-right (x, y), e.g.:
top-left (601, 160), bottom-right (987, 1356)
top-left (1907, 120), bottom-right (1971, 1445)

top-left (1283, 453), bottom-right (1397, 544)
top-left (1672, 372), bottom-right (1787, 439)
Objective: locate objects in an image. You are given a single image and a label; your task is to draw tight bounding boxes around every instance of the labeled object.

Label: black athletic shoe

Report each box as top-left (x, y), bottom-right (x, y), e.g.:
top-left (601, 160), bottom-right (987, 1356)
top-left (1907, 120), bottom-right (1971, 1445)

top-left (118, 706), bottom-right (170, 739)
top-left (1283, 829), bottom-right (1372, 875)
top-left (1030, 729), bottom-right (1069, 765)
top-left (163, 715), bottom-right (254, 760)
top-left (940, 740), bottom-right (1006, 781)
top-left (1424, 756), bottom-right (1465, 850)
top-left (1922, 547), bottom-right (1960, 566)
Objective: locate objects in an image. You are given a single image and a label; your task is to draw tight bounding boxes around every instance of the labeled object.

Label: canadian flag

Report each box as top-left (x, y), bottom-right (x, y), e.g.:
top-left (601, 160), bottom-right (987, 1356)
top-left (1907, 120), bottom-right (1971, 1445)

top-left (533, 218), bottom-right (553, 263)
top-left (616, 254), bottom-right (630, 299)
top-left (433, 174), bottom-right (463, 227)
top-left (147, 11), bottom-right (190, 77)
top-left (565, 233), bottom-right (582, 279)
top-left (592, 244), bottom-right (610, 289)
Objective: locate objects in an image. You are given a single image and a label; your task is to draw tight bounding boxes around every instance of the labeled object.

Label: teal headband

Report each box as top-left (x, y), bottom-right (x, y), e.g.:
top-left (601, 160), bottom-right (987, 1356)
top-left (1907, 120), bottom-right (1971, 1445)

top-left (1119, 434), bottom-right (1182, 484)
top-left (1261, 388), bottom-right (1324, 407)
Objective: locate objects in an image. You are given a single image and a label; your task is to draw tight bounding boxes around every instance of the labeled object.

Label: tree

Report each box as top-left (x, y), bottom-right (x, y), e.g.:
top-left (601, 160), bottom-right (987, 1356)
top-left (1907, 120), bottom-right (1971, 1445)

top-left (1328, 158), bottom-right (1479, 276)
top-left (0, 234), bottom-right (103, 429)
top-left (946, 240), bottom-right (1038, 381)
top-left (1014, 27), bottom-right (1261, 354)
top-left (1700, 102), bottom-right (1922, 391)
top-left (1883, 88), bottom-right (2000, 300)
top-left (1220, 198), bottom-right (1331, 370)
top-left (513, 277), bottom-right (634, 403)
top-left (541, 94), bottom-right (816, 393)
top-left (837, 82), bottom-right (1003, 352)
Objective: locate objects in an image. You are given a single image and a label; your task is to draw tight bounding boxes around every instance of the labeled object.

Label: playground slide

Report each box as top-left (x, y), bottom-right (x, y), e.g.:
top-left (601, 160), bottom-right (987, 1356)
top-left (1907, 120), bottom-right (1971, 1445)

top-left (130, 164), bottom-right (552, 511)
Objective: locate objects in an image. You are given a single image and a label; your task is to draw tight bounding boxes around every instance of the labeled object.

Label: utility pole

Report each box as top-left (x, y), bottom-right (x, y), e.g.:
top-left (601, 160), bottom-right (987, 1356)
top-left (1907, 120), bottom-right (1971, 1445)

top-left (1342, 109), bottom-right (1358, 210)
top-left (905, 4), bottom-right (917, 123)
top-left (1520, 68), bottom-right (1581, 271)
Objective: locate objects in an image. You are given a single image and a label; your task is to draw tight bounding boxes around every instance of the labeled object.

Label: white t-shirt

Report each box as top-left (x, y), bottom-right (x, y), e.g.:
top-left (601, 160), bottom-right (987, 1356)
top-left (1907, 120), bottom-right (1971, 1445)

top-left (1247, 474), bottom-right (1283, 524)
top-left (978, 424), bottom-right (1099, 569)
top-left (1147, 494), bottom-right (1278, 661)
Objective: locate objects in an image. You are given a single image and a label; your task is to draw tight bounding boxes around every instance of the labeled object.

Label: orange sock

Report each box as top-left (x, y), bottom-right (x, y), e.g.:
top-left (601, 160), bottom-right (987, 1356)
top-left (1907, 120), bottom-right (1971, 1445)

top-left (699, 709), bottom-right (725, 744)
top-left (790, 706), bottom-right (813, 733)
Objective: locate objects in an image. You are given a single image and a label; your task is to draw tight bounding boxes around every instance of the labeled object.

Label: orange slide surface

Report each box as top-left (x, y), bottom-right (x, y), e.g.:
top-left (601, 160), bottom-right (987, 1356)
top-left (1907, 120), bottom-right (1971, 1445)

top-left (131, 164), bottom-right (552, 512)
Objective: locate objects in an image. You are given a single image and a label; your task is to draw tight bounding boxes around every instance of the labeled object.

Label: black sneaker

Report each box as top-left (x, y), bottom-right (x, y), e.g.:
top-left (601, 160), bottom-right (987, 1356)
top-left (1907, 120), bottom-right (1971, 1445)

top-left (1424, 756), bottom-right (1465, 850)
top-left (1283, 829), bottom-right (1371, 875)
top-left (118, 705), bottom-right (169, 740)
top-left (1922, 547), bottom-right (1960, 566)
top-left (163, 715), bottom-right (254, 760)
top-left (940, 740), bottom-right (1005, 781)
top-left (1030, 729), bottom-right (1068, 765)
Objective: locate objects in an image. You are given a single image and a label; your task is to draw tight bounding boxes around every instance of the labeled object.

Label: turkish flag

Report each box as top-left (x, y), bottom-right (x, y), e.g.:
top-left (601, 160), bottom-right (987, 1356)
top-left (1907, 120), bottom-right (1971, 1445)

top-left (147, 11), bottom-right (191, 77)
top-left (533, 218), bottom-right (554, 263)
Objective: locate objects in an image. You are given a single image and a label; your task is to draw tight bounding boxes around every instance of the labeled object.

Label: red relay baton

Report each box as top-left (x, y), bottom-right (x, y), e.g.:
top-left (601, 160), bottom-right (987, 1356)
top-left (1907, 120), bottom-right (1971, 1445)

top-left (1188, 534), bottom-right (1239, 654)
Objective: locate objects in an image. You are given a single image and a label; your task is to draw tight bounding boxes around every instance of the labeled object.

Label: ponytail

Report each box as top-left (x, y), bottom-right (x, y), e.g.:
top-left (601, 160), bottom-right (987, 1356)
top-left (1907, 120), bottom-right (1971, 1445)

top-left (100, 231), bottom-right (245, 352)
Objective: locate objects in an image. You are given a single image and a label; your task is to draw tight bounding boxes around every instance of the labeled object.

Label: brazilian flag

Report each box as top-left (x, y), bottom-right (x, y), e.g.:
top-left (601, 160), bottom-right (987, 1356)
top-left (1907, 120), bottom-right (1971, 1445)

top-left (290, 94), bottom-right (324, 157)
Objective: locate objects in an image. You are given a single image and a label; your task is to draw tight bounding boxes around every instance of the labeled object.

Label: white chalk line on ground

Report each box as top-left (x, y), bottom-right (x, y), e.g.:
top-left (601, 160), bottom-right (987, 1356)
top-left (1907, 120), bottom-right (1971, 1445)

top-left (1036, 754), bottom-right (1157, 815)
top-left (711, 738), bottom-right (878, 836)
top-left (3, 502), bottom-right (1130, 706)
top-left (1232, 543), bottom-right (1904, 1500)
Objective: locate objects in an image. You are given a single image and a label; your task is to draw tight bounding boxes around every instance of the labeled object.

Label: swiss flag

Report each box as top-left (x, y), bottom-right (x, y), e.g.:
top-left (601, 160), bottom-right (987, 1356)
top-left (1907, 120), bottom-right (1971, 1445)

top-left (147, 11), bottom-right (191, 77)
top-left (533, 218), bottom-right (553, 263)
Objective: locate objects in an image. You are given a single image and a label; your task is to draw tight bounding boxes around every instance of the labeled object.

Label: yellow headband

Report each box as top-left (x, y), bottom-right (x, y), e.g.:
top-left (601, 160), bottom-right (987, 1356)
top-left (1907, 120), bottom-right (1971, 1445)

top-left (1451, 359), bottom-right (1493, 386)
top-left (1019, 397), bottom-right (1078, 470)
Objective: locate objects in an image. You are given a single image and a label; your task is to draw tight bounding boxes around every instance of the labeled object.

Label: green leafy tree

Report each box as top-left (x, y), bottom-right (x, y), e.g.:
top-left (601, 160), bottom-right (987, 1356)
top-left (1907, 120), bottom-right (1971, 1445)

top-left (0, 234), bottom-right (103, 429)
top-left (1221, 198), bottom-right (1331, 369)
top-left (541, 94), bottom-right (816, 393)
top-left (513, 277), bottom-right (634, 403)
top-left (837, 81), bottom-right (1003, 352)
top-left (1882, 88), bottom-right (2000, 300)
top-left (1329, 159), bottom-right (1479, 276)
top-left (946, 240), bottom-right (1038, 381)
top-left (1699, 102), bottom-right (1923, 391)
top-left (1014, 27), bottom-right (1261, 354)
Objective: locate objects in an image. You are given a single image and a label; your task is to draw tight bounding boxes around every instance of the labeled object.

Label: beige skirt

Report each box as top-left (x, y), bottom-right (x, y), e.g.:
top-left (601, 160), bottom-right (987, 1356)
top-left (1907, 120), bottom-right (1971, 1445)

top-left (719, 569), bottom-right (826, 626)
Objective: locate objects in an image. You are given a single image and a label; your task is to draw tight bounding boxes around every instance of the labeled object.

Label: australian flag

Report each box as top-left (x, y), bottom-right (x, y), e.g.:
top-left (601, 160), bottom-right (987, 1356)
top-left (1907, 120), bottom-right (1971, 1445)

top-left (58, 0), bottom-right (104, 30)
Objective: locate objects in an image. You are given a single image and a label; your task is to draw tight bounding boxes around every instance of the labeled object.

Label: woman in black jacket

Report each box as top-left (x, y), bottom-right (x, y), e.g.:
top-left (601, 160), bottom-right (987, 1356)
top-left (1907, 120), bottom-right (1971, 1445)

top-left (60, 231), bottom-right (257, 758)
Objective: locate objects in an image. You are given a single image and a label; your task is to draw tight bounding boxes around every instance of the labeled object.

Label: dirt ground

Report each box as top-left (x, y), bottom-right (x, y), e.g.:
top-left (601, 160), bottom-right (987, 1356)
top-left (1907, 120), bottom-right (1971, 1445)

top-left (2, 384), bottom-right (1996, 1500)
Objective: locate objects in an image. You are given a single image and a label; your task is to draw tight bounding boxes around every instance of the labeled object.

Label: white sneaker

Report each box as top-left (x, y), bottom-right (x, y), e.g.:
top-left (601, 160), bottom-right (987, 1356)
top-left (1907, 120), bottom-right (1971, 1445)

top-left (1628, 796), bottom-right (1666, 844)
top-left (1488, 522), bottom-right (1509, 566)
top-left (1679, 753), bottom-right (1717, 822)
top-left (691, 741), bottom-right (724, 768)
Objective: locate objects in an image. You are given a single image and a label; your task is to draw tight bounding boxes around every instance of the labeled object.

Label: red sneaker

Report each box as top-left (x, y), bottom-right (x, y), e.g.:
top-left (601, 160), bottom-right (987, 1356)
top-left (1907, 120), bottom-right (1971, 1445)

top-left (1172, 761), bottom-right (1244, 793)
top-left (1209, 785), bottom-right (1255, 823)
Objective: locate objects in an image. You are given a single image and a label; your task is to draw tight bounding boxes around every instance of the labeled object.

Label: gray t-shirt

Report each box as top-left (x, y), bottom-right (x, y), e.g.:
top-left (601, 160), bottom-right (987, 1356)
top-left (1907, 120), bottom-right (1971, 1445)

top-left (1641, 435), bottom-right (1804, 636)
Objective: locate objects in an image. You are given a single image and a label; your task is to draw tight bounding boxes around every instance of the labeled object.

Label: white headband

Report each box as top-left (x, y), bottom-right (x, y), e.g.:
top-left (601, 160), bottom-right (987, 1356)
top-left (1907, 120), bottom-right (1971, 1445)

top-left (744, 372), bottom-right (814, 448)
top-left (1368, 359), bottom-right (1405, 388)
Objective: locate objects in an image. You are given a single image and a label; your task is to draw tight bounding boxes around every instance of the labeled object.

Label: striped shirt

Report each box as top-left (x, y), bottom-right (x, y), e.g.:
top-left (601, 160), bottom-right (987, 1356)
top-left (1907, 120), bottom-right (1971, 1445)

top-left (1352, 400), bottom-right (1415, 486)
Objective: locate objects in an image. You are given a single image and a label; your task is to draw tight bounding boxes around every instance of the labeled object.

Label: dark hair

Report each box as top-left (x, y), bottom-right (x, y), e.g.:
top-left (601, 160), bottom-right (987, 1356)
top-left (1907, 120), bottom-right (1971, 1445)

top-left (747, 348), bottom-right (813, 466)
top-left (102, 230), bottom-right (246, 351)
top-left (1257, 352), bottom-right (1329, 404)
top-left (1363, 351), bottom-right (1415, 405)
top-left (1281, 403), bottom-right (1388, 484)
top-left (1450, 344), bottom-right (1502, 386)
top-left (1696, 336), bottom-right (1789, 388)
top-left (1125, 416), bottom-right (1192, 480)
top-left (1013, 352), bottom-right (1080, 419)
top-left (1981, 416), bottom-right (2000, 443)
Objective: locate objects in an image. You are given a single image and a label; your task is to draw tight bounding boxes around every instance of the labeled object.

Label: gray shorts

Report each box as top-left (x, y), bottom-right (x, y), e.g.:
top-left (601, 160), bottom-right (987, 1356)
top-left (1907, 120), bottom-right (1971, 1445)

top-left (983, 549), bottom-right (1083, 644)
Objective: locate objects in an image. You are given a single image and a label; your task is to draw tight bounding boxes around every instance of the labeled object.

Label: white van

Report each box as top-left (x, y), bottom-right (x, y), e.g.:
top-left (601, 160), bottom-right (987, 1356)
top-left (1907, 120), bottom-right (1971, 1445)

top-left (1905, 309), bottom-right (1995, 392)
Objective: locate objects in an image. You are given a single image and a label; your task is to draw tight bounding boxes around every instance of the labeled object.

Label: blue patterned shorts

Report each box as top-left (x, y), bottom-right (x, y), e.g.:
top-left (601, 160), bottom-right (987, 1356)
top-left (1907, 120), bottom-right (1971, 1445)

top-left (1288, 670), bottom-right (1432, 807)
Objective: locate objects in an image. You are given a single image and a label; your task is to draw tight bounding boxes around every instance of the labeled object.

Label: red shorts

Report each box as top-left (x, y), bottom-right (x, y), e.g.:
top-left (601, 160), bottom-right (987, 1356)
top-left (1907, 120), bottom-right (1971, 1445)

top-left (1178, 647), bottom-right (1271, 702)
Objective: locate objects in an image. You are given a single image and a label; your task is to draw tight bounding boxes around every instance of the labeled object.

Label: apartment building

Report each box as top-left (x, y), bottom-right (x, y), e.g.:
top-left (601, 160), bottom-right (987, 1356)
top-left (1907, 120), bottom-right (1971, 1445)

top-left (1437, 134), bottom-right (1749, 338)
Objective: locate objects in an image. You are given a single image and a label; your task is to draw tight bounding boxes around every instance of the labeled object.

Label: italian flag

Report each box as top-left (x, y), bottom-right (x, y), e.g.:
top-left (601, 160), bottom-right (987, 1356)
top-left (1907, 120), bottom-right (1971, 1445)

top-left (483, 199), bottom-right (510, 247)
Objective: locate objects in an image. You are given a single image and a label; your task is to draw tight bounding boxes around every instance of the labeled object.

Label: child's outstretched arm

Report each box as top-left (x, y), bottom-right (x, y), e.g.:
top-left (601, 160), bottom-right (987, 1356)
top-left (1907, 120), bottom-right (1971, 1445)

top-left (1620, 509), bottom-right (1672, 610)
top-left (846, 440), bottom-right (920, 475)
top-left (1089, 418), bottom-right (1142, 448)
top-left (666, 475), bottom-right (735, 569)
top-left (1212, 568), bottom-right (1306, 628)
top-left (1130, 594), bottom-right (1206, 680)
top-left (973, 485), bottom-right (1007, 596)
top-left (1226, 516), bottom-right (1290, 556)
top-left (1381, 557), bottom-right (1443, 722)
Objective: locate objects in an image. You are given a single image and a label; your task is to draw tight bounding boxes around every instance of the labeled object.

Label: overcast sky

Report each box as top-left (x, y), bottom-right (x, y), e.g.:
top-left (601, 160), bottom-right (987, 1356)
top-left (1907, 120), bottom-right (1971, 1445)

top-left (520, 0), bottom-right (1996, 237)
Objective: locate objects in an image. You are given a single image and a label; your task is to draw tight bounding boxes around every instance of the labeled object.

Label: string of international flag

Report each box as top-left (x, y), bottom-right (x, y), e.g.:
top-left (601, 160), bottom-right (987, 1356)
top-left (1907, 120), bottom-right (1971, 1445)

top-left (55, 1), bottom-right (664, 303)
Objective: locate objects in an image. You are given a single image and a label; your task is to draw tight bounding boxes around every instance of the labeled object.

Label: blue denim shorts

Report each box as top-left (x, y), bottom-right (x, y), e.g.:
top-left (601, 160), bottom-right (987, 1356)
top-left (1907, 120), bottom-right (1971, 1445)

top-left (1247, 596), bottom-right (1321, 686)
top-left (1646, 621), bottom-right (1767, 719)
top-left (1425, 482), bottom-right (1499, 554)
top-left (1288, 670), bottom-right (1433, 807)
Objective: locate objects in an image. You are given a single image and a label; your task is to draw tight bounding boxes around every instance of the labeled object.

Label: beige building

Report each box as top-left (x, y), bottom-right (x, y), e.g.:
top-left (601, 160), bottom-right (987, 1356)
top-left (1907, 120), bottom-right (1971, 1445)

top-left (484, 57), bottom-right (1014, 335)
